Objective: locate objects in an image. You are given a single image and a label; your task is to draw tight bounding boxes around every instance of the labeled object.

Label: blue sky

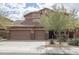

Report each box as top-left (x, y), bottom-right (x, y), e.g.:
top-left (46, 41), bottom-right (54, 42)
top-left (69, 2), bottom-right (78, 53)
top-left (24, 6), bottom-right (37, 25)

top-left (0, 3), bottom-right (79, 21)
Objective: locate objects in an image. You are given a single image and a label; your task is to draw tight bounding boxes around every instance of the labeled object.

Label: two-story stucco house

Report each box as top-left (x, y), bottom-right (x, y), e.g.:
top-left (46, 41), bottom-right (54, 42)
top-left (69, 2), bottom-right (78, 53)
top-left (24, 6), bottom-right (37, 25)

top-left (8, 8), bottom-right (51, 40)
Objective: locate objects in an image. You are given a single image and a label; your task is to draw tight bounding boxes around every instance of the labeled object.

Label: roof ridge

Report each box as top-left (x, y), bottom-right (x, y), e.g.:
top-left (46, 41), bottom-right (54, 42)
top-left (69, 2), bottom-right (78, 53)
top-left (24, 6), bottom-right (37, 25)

top-left (24, 7), bottom-right (53, 17)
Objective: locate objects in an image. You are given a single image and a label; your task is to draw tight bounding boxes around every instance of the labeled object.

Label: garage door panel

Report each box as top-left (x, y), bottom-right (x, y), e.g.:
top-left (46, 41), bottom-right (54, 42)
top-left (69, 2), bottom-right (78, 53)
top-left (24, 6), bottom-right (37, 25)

top-left (10, 30), bottom-right (31, 40)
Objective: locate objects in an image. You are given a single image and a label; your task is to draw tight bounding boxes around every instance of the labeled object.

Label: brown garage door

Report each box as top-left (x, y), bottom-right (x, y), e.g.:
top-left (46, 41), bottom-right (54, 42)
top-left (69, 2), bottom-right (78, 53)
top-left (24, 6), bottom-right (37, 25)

top-left (35, 30), bottom-right (45, 40)
top-left (9, 30), bottom-right (31, 40)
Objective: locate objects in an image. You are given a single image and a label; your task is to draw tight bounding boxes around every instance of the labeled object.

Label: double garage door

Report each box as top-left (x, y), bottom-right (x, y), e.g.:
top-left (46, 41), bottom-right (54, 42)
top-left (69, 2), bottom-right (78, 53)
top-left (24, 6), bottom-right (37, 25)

top-left (9, 30), bottom-right (46, 40)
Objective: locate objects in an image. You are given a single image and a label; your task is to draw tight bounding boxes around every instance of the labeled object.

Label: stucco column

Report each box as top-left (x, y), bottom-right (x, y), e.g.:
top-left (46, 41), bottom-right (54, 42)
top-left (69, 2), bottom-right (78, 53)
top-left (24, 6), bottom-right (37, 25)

top-left (31, 30), bottom-right (35, 40)
top-left (45, 31), bottom-right (49, 40)
top-left (7, 30), bottom-right (10, 40)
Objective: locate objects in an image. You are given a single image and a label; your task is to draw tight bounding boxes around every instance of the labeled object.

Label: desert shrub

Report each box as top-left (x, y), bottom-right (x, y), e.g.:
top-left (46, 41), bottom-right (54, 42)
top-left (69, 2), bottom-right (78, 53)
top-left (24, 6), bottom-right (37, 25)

top-left (68, 38), bottom-right (79, 46)
top-left (57, 36), bottom-right (67, 42)
top-left (50, 39), bottom-right (54, 44)
top-left (0, 32), bottom-right (7, 39)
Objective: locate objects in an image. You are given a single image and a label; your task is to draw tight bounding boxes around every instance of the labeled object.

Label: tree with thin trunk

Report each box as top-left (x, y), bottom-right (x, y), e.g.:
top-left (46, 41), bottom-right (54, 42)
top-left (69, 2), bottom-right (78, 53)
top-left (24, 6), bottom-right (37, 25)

top-left (40, 4), bottom-right (77, 44)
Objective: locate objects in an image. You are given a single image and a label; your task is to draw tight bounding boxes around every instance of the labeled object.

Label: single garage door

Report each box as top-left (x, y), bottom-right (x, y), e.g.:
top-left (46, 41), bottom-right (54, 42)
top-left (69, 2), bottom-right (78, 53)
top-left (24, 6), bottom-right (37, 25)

top-left (9, 30), bottom-right (31, 40)
top-left (35, 30), bottom-right (46, 40)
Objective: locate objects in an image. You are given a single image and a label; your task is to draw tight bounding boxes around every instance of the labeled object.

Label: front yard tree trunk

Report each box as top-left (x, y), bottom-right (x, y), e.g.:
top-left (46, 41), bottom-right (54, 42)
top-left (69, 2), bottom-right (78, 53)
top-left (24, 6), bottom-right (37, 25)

top-left (58, 31), bottom-right (62, 45)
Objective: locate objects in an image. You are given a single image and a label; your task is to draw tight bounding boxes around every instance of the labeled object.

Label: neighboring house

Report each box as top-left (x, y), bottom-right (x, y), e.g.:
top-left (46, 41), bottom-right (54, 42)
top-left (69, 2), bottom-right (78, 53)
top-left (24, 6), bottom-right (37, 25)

top-left (0, 24), bottom-right (5, 33)
top-left (9, 8), bottom-right (51, 40)
top-left (0, 24), bottom-right (9, 39)
top-left (0, 16), bottom-right (13, 39)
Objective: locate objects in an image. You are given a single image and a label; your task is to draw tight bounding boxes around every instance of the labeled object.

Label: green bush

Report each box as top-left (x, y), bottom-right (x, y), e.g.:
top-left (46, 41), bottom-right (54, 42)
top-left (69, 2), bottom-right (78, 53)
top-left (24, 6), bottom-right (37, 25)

top-left (57, 36), bottom-right (67, 42)
top-left (68, 38), bottom-right (79, 46)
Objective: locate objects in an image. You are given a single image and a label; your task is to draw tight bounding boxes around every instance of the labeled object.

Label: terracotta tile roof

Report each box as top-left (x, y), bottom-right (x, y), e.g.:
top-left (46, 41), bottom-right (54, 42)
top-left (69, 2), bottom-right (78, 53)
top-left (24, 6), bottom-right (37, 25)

top-left (24, 8), bottom-right (53, 17)
top-left (9, 24), bottom-right (43, 28)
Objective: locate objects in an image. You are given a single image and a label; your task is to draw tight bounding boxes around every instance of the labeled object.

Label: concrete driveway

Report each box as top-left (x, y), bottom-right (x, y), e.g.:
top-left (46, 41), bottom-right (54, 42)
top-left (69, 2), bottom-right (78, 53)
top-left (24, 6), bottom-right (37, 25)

top-left (1, 40), bottom-right (79, 55)
top-left (0, 40), bottom-right (47, 55)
